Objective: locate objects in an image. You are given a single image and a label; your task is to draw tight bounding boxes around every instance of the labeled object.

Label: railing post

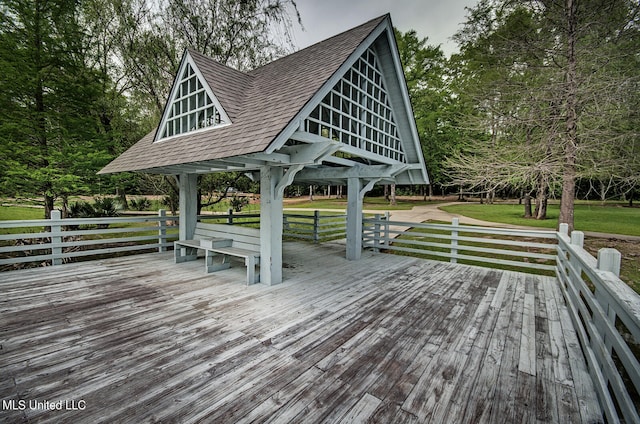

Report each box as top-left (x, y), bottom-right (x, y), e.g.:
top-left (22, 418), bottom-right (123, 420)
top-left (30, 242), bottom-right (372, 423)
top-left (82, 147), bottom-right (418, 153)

top-left (569, 230), bottom-right (584, 278)
top-left (158, 209), bottom-right (167, 252)
top-left (50, 210), bottom-right (62, 266)
top-left (596, 248), bottom-right (622, 355)
top-left (313, 210), bottom-right (320, 244)
top-left (597, 248), bottom-right (621, 277)
top-left (450, 218), bottom-right (459, 264)
top-left (384, 211), bottom-right (390, 248)
top-left (559, 223), bottom-right (569, 236)
top-left (227, 208), bottom-right (234, 225)
top-left (373, 214), bottom-right (381, 252)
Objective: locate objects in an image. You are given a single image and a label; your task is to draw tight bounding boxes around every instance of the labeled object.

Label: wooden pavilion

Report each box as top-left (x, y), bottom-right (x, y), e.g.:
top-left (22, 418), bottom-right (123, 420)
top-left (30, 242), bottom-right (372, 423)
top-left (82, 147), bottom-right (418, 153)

top-left (100, 14), bottom-right (429, 285)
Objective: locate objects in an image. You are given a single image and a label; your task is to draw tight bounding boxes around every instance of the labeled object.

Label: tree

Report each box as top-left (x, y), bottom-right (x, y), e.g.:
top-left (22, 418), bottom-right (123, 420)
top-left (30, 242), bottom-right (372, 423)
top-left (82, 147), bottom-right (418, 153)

top-left (447, 0), bottom-right (640, 229)
top-left (394, 28), bottom-right (460, 198)
top-left (0, 0), bottom-right (113, 217)
top-left (104, 0), bottom-right (302, 117)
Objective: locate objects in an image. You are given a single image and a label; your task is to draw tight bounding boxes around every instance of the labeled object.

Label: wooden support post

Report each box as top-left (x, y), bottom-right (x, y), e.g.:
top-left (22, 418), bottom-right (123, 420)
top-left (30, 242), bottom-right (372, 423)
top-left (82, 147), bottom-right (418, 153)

top-left (569, 230), bottom-right (584, 281)
top-left (179, 173), bottom-right (198, 241)
top-left (346, 177), bottom-right (363, 260)
top-left (596, 248), bottom-right (622, 355)
top-left (597, 248), bottom-right (621, 277)
top-left (260, 166), bottom-right (284, 285)
top-left (373, 213), bottom-right (381, 252)
top-left (570, 230), bottom-right (584, 248)
top-left (313, 210), bottom-right (320, 244)
top-left (384, 211), bottom-right (390, 248)
top-left (158, 209), bottom-right (167, 252)
top-left (50, 210), bottom-right (62, 266)
top-left (450, 217), bottom-right (459, 263)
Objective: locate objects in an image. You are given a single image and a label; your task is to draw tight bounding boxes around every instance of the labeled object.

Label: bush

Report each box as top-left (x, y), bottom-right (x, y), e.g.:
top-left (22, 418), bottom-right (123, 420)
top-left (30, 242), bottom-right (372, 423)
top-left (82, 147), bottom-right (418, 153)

top-left (129, 197), bottom-right (152, 211)
top-left (92, 197), bottom-right (120, 218)
top-left (69, 201), bottom-right (96, 219)
top-left (230, 196), bottom-right (249, 212)
top-left (68, 197), bottom-right (119, 229)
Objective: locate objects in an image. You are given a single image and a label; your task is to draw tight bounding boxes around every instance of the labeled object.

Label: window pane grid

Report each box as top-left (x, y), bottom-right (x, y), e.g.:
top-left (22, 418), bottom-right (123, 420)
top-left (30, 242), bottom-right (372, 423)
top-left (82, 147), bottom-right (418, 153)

top-left (159, 63), bottom-right (227, 140)
top-left (304, 47), bottom-right (405, 162)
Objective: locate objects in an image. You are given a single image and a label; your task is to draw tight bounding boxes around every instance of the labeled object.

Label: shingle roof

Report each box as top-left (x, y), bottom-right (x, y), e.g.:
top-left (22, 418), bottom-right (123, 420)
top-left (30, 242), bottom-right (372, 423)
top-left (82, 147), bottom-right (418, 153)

top-left (100, 15), bottom-right (388, 174)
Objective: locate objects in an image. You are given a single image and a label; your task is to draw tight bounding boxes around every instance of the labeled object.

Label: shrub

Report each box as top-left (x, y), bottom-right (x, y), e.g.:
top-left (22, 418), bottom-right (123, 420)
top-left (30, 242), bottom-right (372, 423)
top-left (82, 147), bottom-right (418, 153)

top-left (130, 197), bottom-right (152, 211)
top-left (230, 196), bottom-right (249, 212)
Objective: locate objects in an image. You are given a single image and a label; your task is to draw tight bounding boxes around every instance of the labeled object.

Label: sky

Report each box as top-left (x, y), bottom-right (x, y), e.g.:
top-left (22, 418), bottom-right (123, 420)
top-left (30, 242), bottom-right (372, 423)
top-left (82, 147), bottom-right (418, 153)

top-left (290, 0), bottom-right (478, 56)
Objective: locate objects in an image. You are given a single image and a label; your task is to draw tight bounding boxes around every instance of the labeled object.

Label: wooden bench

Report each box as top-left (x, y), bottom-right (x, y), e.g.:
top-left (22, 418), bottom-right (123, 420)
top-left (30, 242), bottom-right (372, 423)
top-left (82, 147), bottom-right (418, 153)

top-left (174, 222), bottom-right (261, 284)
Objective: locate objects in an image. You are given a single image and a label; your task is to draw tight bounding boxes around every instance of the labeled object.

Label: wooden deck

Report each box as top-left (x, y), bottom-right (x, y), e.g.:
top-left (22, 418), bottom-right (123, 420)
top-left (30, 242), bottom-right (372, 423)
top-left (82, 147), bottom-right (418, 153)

top-left (0, 242), bottom-right (602, 423)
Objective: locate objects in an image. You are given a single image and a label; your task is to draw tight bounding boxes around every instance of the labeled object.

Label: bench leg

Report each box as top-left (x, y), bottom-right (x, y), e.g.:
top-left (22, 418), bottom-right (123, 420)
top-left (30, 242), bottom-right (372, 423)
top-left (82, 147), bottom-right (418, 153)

top-left (245, 256), bottom-right (259, 285)
top-left (206, 251), bottom-right (231, 273)
top-left (175, 246), bottom-right (197, 263)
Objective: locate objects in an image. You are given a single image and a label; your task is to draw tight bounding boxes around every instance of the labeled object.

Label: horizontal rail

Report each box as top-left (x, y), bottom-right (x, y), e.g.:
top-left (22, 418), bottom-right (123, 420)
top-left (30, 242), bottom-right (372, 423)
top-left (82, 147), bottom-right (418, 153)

top-left (0, 210), bottom-right (179, 269)
top-left (363, 216), bottom-right (556, 274)
top-left (555, 225), bottom-right (640, 423)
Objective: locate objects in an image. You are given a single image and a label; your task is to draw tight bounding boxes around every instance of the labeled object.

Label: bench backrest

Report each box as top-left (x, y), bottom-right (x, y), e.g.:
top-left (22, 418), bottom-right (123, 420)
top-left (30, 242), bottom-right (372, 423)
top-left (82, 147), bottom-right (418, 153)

top-left (194, 222), bottom-right (260, 251)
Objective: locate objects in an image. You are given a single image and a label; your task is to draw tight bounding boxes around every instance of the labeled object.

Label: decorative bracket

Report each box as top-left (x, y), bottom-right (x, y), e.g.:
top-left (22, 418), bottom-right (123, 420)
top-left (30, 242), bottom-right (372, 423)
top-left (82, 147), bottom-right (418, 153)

top-left (275, 164), bottom-right (305, 198)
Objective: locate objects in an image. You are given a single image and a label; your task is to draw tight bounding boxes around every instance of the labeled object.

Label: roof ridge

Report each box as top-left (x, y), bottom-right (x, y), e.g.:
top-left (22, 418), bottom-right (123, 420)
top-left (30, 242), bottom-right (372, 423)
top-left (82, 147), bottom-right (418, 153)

top-left (248, 14), bottom-right (388, 76)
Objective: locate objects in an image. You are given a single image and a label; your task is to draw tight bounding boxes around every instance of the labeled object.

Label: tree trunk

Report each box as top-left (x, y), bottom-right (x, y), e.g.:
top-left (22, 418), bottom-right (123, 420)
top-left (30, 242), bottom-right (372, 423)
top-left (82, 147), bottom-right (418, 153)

top-left (389, 184), bottom-right (397, 206)
top-left (534, 176), bottom-right (548, 220)
top-left (559, 0), bottom-right (578, 232)
top-left (524, 194), bottom-right (532, 218)
top-left (428, 184), bottom-right (433, 201)
top-left (309, 185), bottom-right (314, 201)
top-left (44, 194), bottom-right (55, 219)
top-left (117, 187), bottom-right (128, 210)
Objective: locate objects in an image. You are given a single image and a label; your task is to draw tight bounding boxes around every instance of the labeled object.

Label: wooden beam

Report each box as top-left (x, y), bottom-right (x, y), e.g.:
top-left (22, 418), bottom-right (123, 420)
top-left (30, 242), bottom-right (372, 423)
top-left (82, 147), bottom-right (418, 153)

top-left (289, 131), bottom-right (401, 166)
top-left (295, 164), bottom-right (413, 181)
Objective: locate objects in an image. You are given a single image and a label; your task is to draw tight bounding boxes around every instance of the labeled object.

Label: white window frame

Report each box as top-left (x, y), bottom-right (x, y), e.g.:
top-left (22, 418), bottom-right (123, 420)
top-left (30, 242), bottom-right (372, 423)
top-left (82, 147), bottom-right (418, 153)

top-left (155, 54), bottom-right (231, 142)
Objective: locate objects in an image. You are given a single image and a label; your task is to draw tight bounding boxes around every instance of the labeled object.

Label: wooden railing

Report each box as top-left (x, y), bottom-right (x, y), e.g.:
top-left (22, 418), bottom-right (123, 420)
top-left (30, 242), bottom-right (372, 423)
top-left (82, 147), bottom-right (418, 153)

top-left (283, 211), bottom-right (347, 243)
top-left (0, 210), bottom-right (345, 270)
top-left (363, 215), bottom-right (558, 274)
top-left (0, 210), bottom-right (180, 270)
top-left (556, 224), bottom-right (640, 423)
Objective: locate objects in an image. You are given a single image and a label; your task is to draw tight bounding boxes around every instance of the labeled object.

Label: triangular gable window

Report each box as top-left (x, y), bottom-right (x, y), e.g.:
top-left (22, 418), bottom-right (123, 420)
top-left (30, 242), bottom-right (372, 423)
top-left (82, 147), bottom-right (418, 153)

top-left (157, 58), bottom-right (230, 141)
top-left (303, 47), bottom-right (406, 162)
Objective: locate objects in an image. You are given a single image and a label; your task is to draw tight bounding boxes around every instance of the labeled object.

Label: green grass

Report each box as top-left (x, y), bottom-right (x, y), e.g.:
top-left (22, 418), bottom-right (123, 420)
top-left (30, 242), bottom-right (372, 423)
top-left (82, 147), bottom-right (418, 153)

top-left (440, 203), bottom-right (640, 236)
top-left (0, 206), bottom-right (46, 221)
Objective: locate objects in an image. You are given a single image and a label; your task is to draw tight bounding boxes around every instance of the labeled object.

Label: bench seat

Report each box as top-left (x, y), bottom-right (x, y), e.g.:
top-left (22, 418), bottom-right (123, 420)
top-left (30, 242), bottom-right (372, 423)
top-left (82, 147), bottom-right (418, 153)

top-left (174, 222), bottom-right (260, 284)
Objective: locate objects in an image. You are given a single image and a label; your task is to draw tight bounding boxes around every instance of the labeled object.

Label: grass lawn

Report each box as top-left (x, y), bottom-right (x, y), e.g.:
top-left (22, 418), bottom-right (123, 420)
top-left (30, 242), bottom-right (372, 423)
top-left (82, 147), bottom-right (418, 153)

top-left (440, 202), bottom-right (640, 236)
top-left (0, 206), bottom-right (46, 221)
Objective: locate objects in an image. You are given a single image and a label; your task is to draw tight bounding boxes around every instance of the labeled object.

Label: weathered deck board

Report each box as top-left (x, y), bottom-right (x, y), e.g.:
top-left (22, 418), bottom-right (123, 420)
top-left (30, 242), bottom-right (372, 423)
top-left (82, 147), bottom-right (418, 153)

top-left (0, 241), bottom-right (602, 423)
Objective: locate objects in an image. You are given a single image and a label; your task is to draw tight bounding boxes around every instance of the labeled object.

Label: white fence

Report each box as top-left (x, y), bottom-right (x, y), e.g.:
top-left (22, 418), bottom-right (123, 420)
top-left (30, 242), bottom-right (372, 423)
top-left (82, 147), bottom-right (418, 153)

top-left (0, 210), bottom-right (345, 270)
top-left (556, 224), bottom-right (640, 423)
top-left (363, 215), bottom-right (558, 274)
top-left (0, 210), bottom-right (179, 269)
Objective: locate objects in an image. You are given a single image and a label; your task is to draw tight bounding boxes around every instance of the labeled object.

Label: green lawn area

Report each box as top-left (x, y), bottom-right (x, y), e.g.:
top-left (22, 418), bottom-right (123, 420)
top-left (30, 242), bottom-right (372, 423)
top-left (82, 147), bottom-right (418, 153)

top-left (0, 206), bottom-right (45, 221)
top-left (440, 202), bottom-right (640, 236)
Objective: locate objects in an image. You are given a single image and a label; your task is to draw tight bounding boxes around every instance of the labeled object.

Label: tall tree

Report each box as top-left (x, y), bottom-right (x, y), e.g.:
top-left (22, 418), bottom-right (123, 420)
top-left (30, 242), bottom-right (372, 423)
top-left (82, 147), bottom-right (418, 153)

top-left (0, 0), bottom-right (112, 216)
top-left (394, 28), bottom-right (463, 198)
top-left (448, 0), bottom-right (640, 230)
